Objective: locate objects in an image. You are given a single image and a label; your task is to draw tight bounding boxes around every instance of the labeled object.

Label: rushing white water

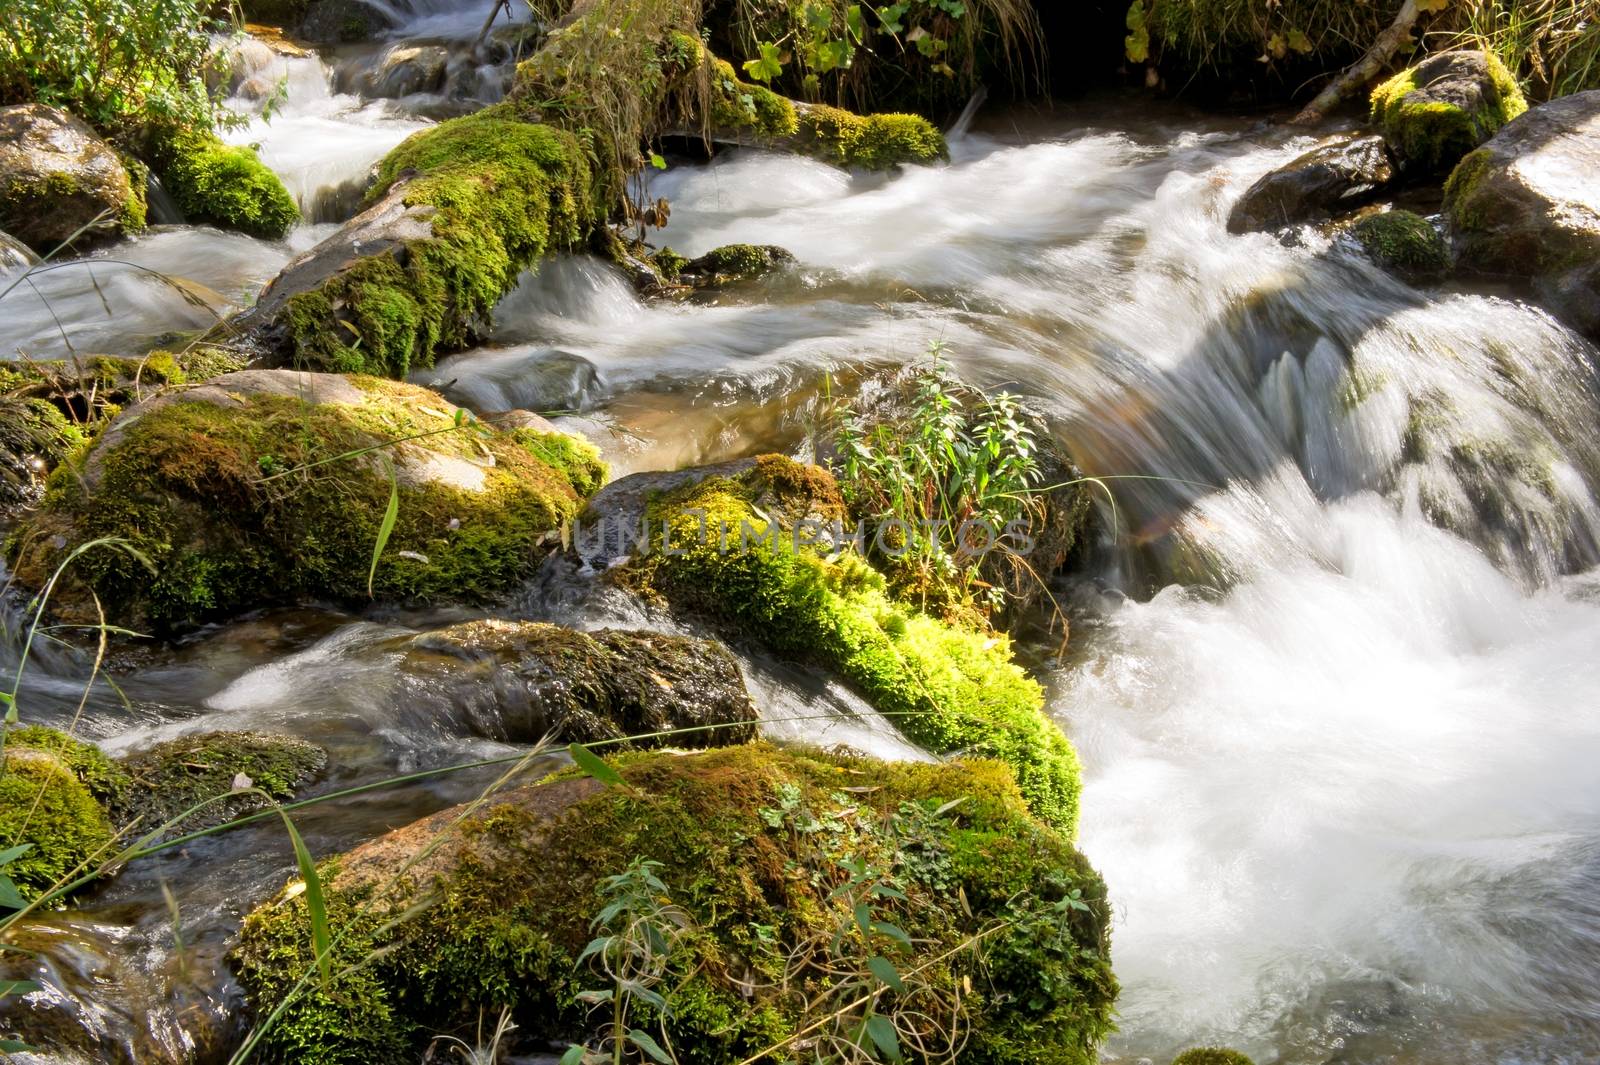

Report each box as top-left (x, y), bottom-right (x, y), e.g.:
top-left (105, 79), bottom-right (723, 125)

top-left (440, 107), bottom-right (1600, 1062)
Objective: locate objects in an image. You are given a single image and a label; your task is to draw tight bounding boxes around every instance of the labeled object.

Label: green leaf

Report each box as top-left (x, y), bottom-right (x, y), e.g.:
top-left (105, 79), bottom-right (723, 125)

top-left (742, 41), bottom-right (783, 82)
top-left (0, 874), bottom-right (27, 912)
top-left (871, 919), bottom-right (912, 947)
top-left (0, 980), bottom-right (40, 997)
top-left (559, 1045), bottom-right (587, 1065)
top-left (368, 455), bottom-right (399, 598)
top-left (0, 844), bottom-right (34, 867)
top-left (628, 1030), bottom-right (672, 1063)
top-left (864, 1014), bottom-right (903, 1062)
top-left (1124, 1), bottom-right (1149, 63)
top-left (0, 1038), bottom-right (32, 1053)
top-left (845, 4), bottom-right (865, 41)
top-left (276, 810), bottom-right (332, 987)
top-left (568, 742), bottom-right (626, 789)
top-left (1287, 28), bottom-right (1313, 53)
top-left (867, 955), bottom-right (904, 991)
top-left (649, 152), bottom-right (667, 170)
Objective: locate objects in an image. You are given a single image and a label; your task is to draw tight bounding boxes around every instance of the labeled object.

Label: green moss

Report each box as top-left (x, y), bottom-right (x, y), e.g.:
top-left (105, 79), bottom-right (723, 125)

top-left (1370, 52), bottom-right (1527, 171)
top-left (117, 153), bottom-right (149, 232)
top-left (282, 115), bottom-right (594, 378)
top-left (1172, 1049), bottom-right (1256, 1065)
top-left (7, 376), bottom-right (606, 631)
top-left (151, 131), bottom-right (298, 239)
top-left (6, 726), bottom-right (129, 807)
top-left (650, 246), bottom-right (688, 281)
top-left (1442, 146), bottom-right (1501, 237)
top-left (628, 457), bottom-right (1081, 834)
top-left (797, 104), bottom-right (947, 169)
top-left (111, 731), bottom-right (326, 835)
top-left (706, 55), bottom-right (800, 138)
top-left (233, 744), bottom-right (1116, 1065)
top-left (1349, 210), bottom-right (1449, 278)
top-left (0, 747), bottom-right (114, 898)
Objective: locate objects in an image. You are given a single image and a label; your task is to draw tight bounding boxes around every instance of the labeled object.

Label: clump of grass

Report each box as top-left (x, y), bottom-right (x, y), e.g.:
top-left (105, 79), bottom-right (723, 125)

top-left (833, 342), bottom-right (1043, 617)
top-left (1441, 0), bottom-right (1600, 99)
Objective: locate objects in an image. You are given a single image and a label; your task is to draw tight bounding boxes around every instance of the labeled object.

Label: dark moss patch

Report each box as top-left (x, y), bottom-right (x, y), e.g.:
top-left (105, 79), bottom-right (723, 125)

top-left (7, 374), bottom-right (607, 631)
top-left (111, 731), bottom-right (326, 835)
top-left (151, 130), bottom-right (299, 239)
top-left (282, 115), bottom-right (594, 378)
top-left (1173, 1050), bottom-right (1257, 1065)
top-left (626, 456), bottom-right (1082, 834)
top-left (233, 744), bottom-right (1116, 1065)
top-left (1350, 210), bottom-right (1449, 280)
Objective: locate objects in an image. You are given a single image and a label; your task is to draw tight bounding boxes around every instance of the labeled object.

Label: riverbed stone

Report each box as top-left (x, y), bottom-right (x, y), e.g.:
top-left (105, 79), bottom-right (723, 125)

top-left (393, 618), bottom-right (758, 745)
top-left (0, 104), bottom-right (143, 253)
top-left (1348, 209), bottom-right (1450, 282)
top-left (6, 369), bottom-right (607, 631)
top-left (232, 743), bottom-right (1117, 1064)
top-left (1443, 90), bottom-right (1600, 339)
top-left (1370, 50), bottom-right (1528, 172)
top-left (0, 227), bottom-right (37, 271)
top-left (298, 0), bottom-right (398, 43)
top-left (111, 730), bottom-right (328, 835)
top-left (1227, 134), bottom-right (1394, 234)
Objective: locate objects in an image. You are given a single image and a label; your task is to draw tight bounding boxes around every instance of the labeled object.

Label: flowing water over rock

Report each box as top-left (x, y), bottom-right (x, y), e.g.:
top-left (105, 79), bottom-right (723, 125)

top-left (5, 95), bottom-right (1600, 1063)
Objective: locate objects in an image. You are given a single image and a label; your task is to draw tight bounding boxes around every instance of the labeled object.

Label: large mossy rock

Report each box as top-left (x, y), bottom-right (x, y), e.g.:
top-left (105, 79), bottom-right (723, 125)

top-left (1370, 50), bottom-right (1528, 173)
top-left (232, 112), bottom-right (595, 378)
top-left (1227, 134), bottom-right (1394, 234)
top-left (0, 104), bottom-right (144, 253)
top-left (149, 130), bottom-right (299, 240)
top-left (6, 370), bottom-right (607, 631)
top-left (393, 618), bottom-right (758, 745)
top-left (565, 455), bottom-right (1083, 834)
top-left (233, 744), bottom-right (1117, 1064)
top-left (1443, 90), bottom-right (1600, 339)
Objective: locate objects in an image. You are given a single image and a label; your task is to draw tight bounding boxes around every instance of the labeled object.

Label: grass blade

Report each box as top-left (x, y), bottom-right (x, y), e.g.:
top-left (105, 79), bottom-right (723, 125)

top-left (568, 742), bottom-right (626, 790)
top-left (274, 809), bottom-right (332, 986)
top-left (368, 456), bottom-right (399, 598)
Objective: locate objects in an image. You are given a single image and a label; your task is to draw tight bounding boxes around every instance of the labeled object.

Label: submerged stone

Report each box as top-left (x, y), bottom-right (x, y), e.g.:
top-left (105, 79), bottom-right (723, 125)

top-left (393, 618), bottom-right (758, 746)
top-left (111, 730), bottom-right (328, 836)
top-left (6, 370), bottom-right (607, 632)
top-left (232, 743), bottom-right (1117, 1064)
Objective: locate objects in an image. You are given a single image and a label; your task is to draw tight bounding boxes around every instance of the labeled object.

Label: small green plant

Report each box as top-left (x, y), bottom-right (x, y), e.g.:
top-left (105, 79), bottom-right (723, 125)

top-left (832, 341), bottom-right (1043, 615)
top-left (561, 857), bottom-right (691, 1065)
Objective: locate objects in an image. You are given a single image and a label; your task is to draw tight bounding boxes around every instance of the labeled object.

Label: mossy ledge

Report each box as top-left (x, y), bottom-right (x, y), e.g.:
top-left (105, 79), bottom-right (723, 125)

top-left (621, 456), bottom-right (1083, 835)
top-left (232, 743), bottom-right (1117, 1065)
top-left (5, 370), bottom-right (607, 632)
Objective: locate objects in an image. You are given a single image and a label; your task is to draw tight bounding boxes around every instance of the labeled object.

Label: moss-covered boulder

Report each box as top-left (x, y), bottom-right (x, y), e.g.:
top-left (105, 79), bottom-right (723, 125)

top-left (0, 744), bottom-right (114, 899)
top-left (392, 619), bottom-right (758, 746)
top-left (1443, 90), bottom-right (1600, 340)
top-left (0, 397), bottom-right (84, 514)
top-left (1227, 134), bottom-right (1393, 234)
top-left (1349, 209), bottom-right (1450, 281)
top-left (6, 370), bottom-right (607, 632)
top-left (559, 455), bottom-right (1082, 834)
top-left (669, 243), bottom-right (796, 288)
top-left (1370, 50), bottom-right (1528, 173)
top-left (1172, 1049), bottom-right (1256, 1065)
top-left (111, 731), bottom-right (327, 835)
top-left (233, 112), bottom-right (595, 377)
top-left (150, 130), bottom-right (299, 240)
top-left (0, 104), bottom-right (144, 253)
top-left (232, 744), bottom-right (1117, 1064)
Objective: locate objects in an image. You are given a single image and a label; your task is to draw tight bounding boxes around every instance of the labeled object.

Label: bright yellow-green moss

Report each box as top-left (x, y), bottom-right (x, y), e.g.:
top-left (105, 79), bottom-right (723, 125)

top-left (283, 115), bottom-right (594, 378)
top-left (7, 376), bottom-right (607, 631)
top-left (232, 744), bottom-right (1116, 1065)
top-left (6, 726), bottom-right (129, 806)
top-left (151, 130), bottom-right (299, 239)
top-left (797, 104), bottom-right (947, 169)
top-left (631, 457), bottom-right (1082, 834)
top-left (1173, 1049), bottom-right (1257, 1065)
top-left (706, 55), bottom-right (800, 138)
top-left (1369, 52), bottom-right (1527, 171)
top-left (0, 747), bottom-right (113, 898)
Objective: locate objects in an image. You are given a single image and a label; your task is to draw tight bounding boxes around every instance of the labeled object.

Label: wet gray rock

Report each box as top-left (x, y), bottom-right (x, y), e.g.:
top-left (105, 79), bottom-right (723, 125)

top-left (1444, 90), bottom-right (1600, 340)
top-left (338, 44), bottom-right (450, 99)
top-left (1228, 134), bottom-right (1394, 234)
top-left (207, 36), bottom-right (280, 101)
top-left (415, 347), bottom-right (605, 414)
top-left (0, 104), bottom-right (137, 253)
top-left (394, 618), bottom-right (758, 746)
